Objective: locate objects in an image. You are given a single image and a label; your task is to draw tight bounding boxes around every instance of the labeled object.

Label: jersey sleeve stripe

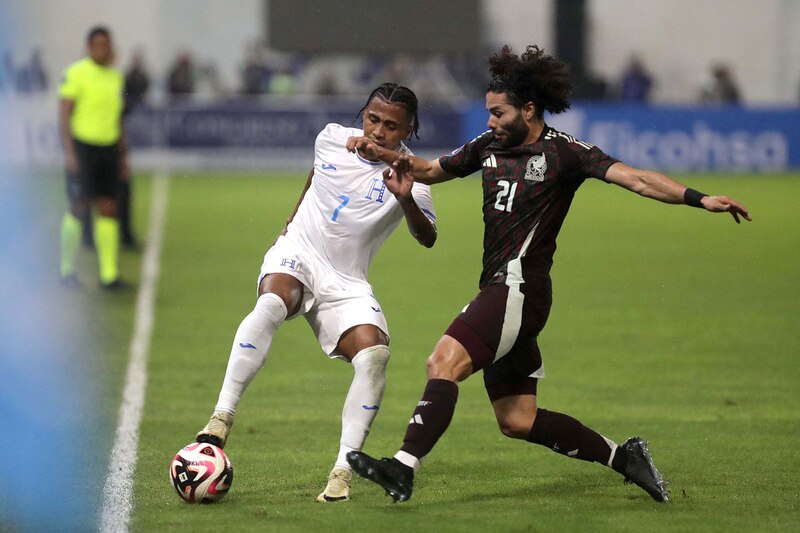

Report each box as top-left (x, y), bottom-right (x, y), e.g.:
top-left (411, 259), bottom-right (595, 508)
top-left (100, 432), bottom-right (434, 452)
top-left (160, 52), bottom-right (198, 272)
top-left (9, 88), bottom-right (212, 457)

top-left (421, 208), bottom-right (437, 222)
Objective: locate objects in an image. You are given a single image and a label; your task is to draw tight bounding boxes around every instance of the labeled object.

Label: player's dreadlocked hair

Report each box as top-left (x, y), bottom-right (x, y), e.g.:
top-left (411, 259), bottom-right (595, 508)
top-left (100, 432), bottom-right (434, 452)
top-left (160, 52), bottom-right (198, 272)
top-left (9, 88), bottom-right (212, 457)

top-left (357, 82), bottom-right (421, 140)
top-left (487, 45), bottom-right (572, 119)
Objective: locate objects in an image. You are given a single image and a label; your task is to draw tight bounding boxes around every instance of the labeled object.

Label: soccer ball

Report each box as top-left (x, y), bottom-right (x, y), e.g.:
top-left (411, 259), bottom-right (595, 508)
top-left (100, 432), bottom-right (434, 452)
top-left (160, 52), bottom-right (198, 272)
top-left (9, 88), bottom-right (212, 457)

top-left (169, 442), bottom-right (233, 503)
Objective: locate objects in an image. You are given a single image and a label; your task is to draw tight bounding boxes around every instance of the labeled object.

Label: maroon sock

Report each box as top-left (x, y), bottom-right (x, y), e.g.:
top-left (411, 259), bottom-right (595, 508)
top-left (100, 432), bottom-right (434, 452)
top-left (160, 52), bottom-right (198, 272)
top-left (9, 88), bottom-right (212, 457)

top-left (399, 379), bottom-right (459, 460)
top-left (526, 408), bottom-right (613, 465)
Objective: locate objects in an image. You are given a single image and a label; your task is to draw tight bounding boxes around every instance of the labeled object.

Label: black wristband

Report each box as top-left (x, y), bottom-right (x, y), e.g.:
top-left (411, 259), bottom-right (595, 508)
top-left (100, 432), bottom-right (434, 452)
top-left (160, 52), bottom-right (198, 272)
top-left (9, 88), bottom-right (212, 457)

top-left (684, 188), bottom-right (707, 208)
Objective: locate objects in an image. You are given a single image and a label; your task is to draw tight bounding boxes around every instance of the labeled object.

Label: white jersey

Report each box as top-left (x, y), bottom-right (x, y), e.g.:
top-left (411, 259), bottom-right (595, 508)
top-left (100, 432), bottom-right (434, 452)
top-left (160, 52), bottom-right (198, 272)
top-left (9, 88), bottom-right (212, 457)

top-left (285, 123), bottom-right (436, 281)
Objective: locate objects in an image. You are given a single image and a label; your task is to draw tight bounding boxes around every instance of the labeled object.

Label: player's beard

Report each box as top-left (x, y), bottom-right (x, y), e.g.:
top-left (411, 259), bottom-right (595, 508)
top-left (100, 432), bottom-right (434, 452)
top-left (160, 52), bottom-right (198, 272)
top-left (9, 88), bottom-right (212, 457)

top-left (495, 114), bottom-right (529, 148)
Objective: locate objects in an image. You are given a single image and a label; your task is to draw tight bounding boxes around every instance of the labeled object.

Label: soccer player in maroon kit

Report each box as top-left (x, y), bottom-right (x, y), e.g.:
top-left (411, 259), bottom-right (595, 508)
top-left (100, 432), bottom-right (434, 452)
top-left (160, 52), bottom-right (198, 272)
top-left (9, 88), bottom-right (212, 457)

top-left (345, 45), bottom-right (751, 504)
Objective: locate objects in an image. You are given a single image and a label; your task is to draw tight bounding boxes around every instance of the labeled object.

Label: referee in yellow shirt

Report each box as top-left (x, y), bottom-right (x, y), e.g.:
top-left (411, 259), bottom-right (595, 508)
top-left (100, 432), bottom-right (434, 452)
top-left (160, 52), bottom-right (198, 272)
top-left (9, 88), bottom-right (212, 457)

top-left (58, 26), bottom-right (128, 289)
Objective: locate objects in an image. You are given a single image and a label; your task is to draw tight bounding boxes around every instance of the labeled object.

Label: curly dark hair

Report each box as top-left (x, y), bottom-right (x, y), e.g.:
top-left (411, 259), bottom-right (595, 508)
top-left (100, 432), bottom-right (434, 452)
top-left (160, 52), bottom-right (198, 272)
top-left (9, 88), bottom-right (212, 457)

top-left (487, 45), bottom-right (572, 118)
top-left (356, 82), bottom-right (420, 140)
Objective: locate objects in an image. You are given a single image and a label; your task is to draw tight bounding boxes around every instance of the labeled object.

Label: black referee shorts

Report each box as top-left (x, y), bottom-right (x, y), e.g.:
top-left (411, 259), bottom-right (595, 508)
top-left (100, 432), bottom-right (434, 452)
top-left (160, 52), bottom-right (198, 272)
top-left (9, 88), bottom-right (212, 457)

top-left (66, 139), bottom-right (121, 202)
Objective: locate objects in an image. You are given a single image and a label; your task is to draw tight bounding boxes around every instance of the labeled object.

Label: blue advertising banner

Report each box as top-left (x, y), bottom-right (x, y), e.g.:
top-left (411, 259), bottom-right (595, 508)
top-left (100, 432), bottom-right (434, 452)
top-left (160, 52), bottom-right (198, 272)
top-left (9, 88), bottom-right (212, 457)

top-left (126, 101), bottom-right (465, 151)
top-left (462, 103), bottom-right (800, 172)
top-left (119, 100), bottom-right (800, 171)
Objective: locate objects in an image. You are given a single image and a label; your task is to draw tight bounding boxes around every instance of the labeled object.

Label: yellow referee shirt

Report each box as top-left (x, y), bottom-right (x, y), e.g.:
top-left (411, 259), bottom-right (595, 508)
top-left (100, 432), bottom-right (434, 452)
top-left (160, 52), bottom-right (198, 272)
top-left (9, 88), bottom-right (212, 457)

top-left (59, 57), bottom-right (124, 146)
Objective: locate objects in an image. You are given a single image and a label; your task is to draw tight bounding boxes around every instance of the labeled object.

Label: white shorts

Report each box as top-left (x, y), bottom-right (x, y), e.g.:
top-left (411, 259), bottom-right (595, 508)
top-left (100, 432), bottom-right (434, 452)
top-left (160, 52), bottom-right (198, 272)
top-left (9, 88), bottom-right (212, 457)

top-left (259, 236), bottom-right (389, 359)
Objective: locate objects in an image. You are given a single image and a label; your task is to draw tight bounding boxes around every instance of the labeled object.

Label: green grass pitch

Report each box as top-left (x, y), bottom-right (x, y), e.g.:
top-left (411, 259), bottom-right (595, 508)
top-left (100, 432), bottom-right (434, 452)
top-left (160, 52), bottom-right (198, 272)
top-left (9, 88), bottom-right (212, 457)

top-left (59, 171), bottom-right (799, 531)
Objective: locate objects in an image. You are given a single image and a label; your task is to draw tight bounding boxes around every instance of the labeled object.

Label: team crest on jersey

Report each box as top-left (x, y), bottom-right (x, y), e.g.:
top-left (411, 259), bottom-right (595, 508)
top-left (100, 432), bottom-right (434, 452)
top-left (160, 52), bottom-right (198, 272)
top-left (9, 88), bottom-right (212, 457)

top-left (524, 154), bottom-right (547, 182)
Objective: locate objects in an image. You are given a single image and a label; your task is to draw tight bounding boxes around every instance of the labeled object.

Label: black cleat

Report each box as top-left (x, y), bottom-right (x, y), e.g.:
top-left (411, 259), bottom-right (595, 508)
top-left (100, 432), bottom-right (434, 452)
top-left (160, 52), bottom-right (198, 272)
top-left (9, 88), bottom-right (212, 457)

top-left (101, 278), bottom-right (131, 291)
top-left (122, 236), bottom-right (141, 251)
top-left (347, 451), bottom-right (414, 503)
top-left (615, 437), bottom-right (670, 502)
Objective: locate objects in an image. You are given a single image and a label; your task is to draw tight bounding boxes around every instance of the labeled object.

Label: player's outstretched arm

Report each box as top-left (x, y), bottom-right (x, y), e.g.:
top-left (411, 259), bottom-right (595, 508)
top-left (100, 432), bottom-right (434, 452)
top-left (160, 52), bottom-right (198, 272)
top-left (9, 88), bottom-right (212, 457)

top-left (384, 156), bottom-right (437, 248)
top-left (605, 162), bottom-right (752, 223)
top-left (346, 136), bottom-right (455, 185)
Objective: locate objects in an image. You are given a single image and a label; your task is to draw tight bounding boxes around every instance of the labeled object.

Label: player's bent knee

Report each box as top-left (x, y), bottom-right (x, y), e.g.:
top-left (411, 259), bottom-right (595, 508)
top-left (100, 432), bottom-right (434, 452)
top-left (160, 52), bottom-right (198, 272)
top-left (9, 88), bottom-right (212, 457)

top-left (337, 325), bottom-right (390, 359)
top-left (258, 274), bottom-right (304, 315)
top-left (425, 350), bottom-right (470, 382)
top-left (425, 353), bottom-right (441, 376)
top-left (496, 415), bottom-right (532, 439)
top-left (96, 197), bottom-right (118, 217)
top-left (352, 345), bottom-right (391, 370)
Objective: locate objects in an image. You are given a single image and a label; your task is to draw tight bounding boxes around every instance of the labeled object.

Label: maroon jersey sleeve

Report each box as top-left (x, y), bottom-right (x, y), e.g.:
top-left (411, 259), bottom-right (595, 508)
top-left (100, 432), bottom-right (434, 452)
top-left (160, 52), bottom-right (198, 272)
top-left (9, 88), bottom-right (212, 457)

top-left (439, 130), bottom-right (496, 178)
top-left (576, 143), bottom-right (618, 182)
top-left (541, 128), bottom-right (619, 188)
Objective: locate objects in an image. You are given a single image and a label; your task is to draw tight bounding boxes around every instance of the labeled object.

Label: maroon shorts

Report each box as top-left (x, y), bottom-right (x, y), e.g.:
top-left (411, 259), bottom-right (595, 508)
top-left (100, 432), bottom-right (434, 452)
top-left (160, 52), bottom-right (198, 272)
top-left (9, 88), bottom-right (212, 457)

top-left (444, 280), bottom-right (551, 401)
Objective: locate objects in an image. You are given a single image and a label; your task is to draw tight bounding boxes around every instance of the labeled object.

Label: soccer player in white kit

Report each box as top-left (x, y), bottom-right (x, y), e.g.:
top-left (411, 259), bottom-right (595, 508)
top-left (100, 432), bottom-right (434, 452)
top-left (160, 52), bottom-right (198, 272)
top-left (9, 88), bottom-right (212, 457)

top-left (195, 83), bottom-right (437, 503)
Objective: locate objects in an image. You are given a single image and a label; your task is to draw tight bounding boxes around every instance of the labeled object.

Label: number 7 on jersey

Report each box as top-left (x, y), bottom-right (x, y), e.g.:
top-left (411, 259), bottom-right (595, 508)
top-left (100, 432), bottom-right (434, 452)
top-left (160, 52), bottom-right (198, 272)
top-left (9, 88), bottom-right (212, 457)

top-left (331, 195), bottom-right (350, 221)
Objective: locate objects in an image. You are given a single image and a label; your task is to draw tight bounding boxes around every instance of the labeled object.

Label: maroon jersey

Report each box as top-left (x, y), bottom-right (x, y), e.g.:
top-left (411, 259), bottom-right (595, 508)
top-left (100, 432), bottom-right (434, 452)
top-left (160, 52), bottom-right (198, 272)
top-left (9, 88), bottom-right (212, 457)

top-left (439, 125), bottom-right (618, 289)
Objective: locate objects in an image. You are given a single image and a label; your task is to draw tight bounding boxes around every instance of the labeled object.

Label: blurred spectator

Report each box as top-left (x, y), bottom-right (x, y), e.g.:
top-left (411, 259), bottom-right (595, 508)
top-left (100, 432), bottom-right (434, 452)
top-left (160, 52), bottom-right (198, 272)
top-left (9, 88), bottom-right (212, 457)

top-left (701, 63), bottom-right (741, 105)
top-left (120, 51), bottom-right (149, 250)
top-left (0, 51), bottom-right (11, 92)
top-left (195, 62), bottom-right (227, 100)
top-left (268, 66), bottom-right (295, 96)
top-left (357, 55), bottom-right (388, 88)
top-left (619, 55), bottom-right (652, 103)
top-left (167, 52), bottom-right (195, 100)
top-left (16, 48), bottom-right (48, 93)
top-left (315, 72), bottom-right (339, 96)
top-left (368, 54), bottom-right (466, 102)
top-left (240, 43), bottom-right (269, 95)
top-left (124, 51), bottom-right (150, 112)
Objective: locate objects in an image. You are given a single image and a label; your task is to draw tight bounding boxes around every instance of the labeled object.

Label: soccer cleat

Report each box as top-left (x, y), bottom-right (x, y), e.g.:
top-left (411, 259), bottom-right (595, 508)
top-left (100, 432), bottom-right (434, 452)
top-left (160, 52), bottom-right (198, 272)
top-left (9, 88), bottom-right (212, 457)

top-left (60, 274), bottom-right (82, 289)
top-left (346, 451), bottom-right (414, 503)
top-left (122, 235), bottom-right (142, 252)
top-left (196, 411), bottom-right (235, 449)
top-left (316, 467), bottom-right (352, 503)
top-left (101, 278), bottom-right (131, 291)
top-left (615, 436), bottom-right (670, 502)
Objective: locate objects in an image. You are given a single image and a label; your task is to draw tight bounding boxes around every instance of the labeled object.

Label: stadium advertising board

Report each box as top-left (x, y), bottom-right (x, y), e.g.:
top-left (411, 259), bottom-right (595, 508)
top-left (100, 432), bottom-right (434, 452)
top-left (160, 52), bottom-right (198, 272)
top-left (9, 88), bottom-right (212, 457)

top-left (126, 101), bottom-right (464, 150)
top-left (9, 95), bottom-right (799, 172)
top-left (465, 103), bottom-right (799, 172)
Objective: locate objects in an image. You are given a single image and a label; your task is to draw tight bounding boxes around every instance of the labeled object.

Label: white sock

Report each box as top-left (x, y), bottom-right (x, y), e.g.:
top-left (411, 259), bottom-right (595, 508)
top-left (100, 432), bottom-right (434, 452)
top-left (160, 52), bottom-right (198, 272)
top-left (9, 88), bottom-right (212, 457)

top-left (394, 450), bottom-right (421, 473)
top-left (604, 436), bottom-right (619, 468)
top-left (334, 345), bottom-right (390, 469)
top-left (214, 293), bottom-right (287, 414)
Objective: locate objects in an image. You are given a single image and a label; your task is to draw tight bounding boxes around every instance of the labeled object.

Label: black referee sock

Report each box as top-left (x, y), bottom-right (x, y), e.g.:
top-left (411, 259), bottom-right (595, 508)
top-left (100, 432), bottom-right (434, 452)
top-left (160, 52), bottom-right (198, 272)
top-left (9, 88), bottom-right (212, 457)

top-left (526, 408), bottom-right (614, 465)
top-left (400, 379), bottom-right (459, 460)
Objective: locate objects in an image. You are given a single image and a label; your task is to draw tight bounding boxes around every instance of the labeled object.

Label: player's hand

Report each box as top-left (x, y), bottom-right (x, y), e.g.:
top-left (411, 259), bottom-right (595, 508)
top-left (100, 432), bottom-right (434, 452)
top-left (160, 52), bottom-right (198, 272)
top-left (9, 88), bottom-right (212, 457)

top-left (64, 150), bottom-right (79, 175)
top-left (120, 157), bottom-right (131, 182)
top-left (701, 195), bottom-right (752, 223)
top-left (347, 136), bottom-right (381, 161)
top-left (383, 155), bottom-right (414, 200)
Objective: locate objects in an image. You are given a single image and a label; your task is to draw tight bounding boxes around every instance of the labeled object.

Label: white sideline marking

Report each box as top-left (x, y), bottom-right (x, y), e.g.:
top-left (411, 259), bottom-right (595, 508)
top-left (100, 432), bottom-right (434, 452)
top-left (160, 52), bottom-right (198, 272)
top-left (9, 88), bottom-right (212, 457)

top-left (100, 174), bottom-right (170, 532)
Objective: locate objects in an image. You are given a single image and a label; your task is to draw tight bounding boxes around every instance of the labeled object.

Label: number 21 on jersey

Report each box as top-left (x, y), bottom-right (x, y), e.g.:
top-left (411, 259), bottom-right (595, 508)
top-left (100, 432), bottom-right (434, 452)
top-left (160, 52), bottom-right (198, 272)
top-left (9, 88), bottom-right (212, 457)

top-left (494, 179), bottom-right (517, 212)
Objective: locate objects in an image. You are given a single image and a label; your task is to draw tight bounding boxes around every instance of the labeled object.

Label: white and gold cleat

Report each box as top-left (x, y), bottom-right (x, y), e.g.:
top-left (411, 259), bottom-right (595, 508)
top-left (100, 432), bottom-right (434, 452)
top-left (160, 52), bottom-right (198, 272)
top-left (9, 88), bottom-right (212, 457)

top-left (316, 467), bottom-right (352, 503)
top-left (195, 411), bottom-right (234, 449)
